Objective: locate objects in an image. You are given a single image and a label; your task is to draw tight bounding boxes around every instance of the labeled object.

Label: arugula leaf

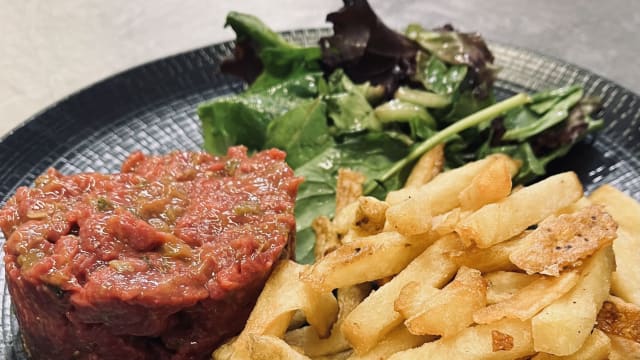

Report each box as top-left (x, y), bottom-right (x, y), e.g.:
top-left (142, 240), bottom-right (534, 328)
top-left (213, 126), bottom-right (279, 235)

top-left (480, 86), bottom-right (603, 183)
top-left (502, 87), bottom-right (583, 141)
top-left (265, 98), bottom-right (334, 168)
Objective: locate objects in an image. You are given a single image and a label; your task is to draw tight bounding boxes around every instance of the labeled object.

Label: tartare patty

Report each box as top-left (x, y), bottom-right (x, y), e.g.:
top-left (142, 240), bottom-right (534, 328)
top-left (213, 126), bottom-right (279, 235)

top-left (0, 147), bottom-right (301, 359)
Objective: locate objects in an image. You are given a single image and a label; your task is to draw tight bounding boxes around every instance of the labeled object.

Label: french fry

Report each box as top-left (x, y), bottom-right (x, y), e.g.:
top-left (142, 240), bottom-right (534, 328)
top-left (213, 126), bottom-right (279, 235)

top-left (404, 267), bottom-right (487, 337)
top-left (333, 202), bottom-right (358, 239)
top-left (458, 155), bottom-right (514, 211)
top-left (589, 185), bottom-right (640, 235)
top-left (589, 184), bottom-right (640, 306)
top-left (509, 205), bottom-right (617, 276)
top-left (284, 284), bottom-right (371, 357)
top-left (386, 155), bottom-right (509, 209)
top-left (609, 230), bottom-right (640, 306)
top-left (353, 196), bottom-right (388, 235)
top-left (404, 143), bottom-right (445, 188)
top-left (301, 232), bottom-right (428, 293)
top-left (449, 232), bottom-right (529, 273)
top-left (242, 261), bottom-right (339, 340)
top-left (244, 335), bottom-right (310, 360)
top-left (388, 319), bottom-right (534, 360)
top-left (484, 271), bottom-right (540, 305)
top-left (394, 281), bottom-right (440, 320)
top-left (531, 247), bottom-right (614, 355)
top-left (212, 336), bottom-right (237, 360)
top-left (315, 350), bottom-right (354, 360)
top-left (346, 326), bottom-right (432, 360)
top-left (596, 295), bottom-right (640, 343)
top-left (530, 328), bottom-right (610, 360)
top-left (313, 216), bottom-right (341, 260)
top-left (608, 334), bottom-right (640, 360)
top-left (385, 197), bottom-right (433, 236)
top-left (336, 169), bottom-right (366, 213)
top-left (456, 172), bottom-right (583, 248)
top-left (474, 270), bottom-right (580, 324)
top-left (341, 235), bottom-right (464, 354)
top-left (430, 208), bottom-right (466, 236)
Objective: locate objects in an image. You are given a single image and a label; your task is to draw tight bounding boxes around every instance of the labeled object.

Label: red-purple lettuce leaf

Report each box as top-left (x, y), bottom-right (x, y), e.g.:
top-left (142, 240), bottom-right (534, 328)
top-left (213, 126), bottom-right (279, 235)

top-left (320, 0), bottom-right (419, 97)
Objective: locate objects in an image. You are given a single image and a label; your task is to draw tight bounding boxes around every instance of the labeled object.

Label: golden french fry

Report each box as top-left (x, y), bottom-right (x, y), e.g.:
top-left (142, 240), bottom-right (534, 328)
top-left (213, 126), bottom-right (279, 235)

top-left (333, 202), bottom-right (358, 238)
top-left (474, 269), bottom-right (580, 324)
top-left (394, 281), bottom-right (440, 320)
top-left (353, 196), bottom-right (389, 235)
top-left (509, 205), bottom-right (617, 276)
top-left (346, 326), bottom-right (432, 360)
top-left (530, 328), bottom-right (610, 360)
top-left (284, 284), bottom-right (371, 357)
top-left (589, 184), bottom-right (640, 306)
top-left (313, 216), bottom-right (341, 260)
top-left (244, 335), bottom-right (310, 360)
top-left (449, 232), bottom-right (529, 273)
top-left (314, 350), bottom-right (353, 360)
top-left (404, 143), bottom-right (445, 188)
top-left (609, 230), bottom-right (640, 307)
top-left (531, 247), bottom-right (614, 355)
top-left (385, 196), bottom-right (432, 236)
top-left (596, 295), bottom-right (640, 343)
top-left (608, 333), bottom-right (640, 360)
top-left (404, 267), bottom-right (487, 337)
top-left (456, 172), bottom-right (583, 248)
top-left (386, 155), bottom-right (508, 209)
top-left (242, 261), bottom-right (339, 340)
top-left (589, 185), bottom-right (640, 234)
top-left (212, 336), bottom-right (237, 360)
top-left (484, 271), bottom-right (540, 305)
top-left (388, 319), bottom-right (534, 360)
top-left (430, 208), bottom-right (466, 236)
top-left (336, 169), bottom-right (366, 213)
top-left (458, 155), bottom-right (514, 211)
top-left (301, 232), bottom-right (429, 293)
top-left (341, 235), bottom-right (464, 354)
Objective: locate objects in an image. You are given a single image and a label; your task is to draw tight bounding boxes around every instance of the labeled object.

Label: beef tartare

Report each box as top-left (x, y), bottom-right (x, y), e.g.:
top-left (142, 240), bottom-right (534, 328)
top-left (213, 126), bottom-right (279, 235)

top-left (0, 147), bottom-right (301, 359)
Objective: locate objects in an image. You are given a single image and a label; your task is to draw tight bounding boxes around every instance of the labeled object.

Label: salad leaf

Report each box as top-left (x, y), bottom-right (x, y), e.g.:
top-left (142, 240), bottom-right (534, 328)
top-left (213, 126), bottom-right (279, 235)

top-left (324, 70), bottom-right (381, 133)
top-left (320, 0), bottom-right (419, 97)
top-left (199, 73), bottom-right (323, 154)
top-left (265, 98), bottom-right (334, 168)
top-left (221, 12), bottom-right (322, 91)
top-left (199, 93), bottom-right (302, 155)
top-left (414, 53), bottom-right (468, 96)
top-left (406, 23), bottom-right (497, 98)
top-left (480, 87), bottom-right (603, 183)
top-left (502, 86), bottom-right (583, 141)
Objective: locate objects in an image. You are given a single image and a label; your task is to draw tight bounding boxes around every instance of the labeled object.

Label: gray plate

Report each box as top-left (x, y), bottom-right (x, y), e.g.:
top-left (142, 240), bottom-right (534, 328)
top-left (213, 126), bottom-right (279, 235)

top-left (1, 28), bottom-right (639, 358)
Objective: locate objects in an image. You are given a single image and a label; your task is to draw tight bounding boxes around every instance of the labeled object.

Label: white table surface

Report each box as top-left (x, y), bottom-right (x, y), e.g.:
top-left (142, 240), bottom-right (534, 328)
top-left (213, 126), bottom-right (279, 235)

top-left (2, 0), bottom-right (639, 138)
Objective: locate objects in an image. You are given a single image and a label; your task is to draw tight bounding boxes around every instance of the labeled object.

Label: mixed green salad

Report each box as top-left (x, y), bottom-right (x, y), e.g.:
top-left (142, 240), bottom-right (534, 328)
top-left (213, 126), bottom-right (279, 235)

top-left (198, 0), bottom-right (603, 264)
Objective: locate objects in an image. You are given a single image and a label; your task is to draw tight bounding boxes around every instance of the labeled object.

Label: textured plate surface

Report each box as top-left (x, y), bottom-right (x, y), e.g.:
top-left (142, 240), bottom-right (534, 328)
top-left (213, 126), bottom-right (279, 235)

top-left (1, 28), bottom-right (639, 358)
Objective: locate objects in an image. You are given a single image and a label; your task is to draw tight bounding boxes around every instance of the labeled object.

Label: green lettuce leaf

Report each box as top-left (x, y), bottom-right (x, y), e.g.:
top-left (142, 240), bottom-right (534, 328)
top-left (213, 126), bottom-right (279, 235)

top-left (265, 98), bottom-right (334, 168)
